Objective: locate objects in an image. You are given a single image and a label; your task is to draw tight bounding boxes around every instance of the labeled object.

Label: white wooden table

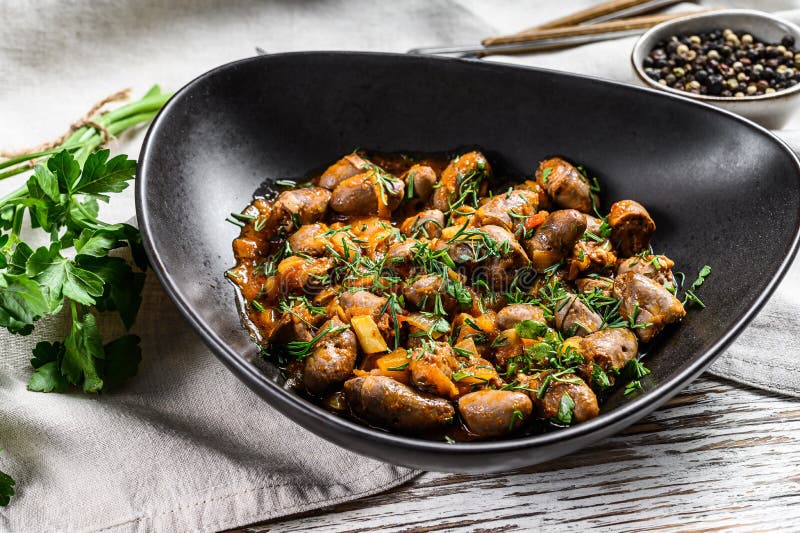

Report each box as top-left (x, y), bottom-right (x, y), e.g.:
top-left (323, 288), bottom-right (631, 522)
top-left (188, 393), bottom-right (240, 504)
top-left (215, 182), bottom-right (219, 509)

top-left (240, 377), bottom-right (800, 531)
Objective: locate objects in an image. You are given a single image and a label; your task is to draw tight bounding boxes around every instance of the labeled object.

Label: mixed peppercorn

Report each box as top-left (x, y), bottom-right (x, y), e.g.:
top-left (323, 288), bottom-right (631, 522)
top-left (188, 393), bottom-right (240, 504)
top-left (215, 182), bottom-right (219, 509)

top-left (643, 29), bottom-right (800, 97)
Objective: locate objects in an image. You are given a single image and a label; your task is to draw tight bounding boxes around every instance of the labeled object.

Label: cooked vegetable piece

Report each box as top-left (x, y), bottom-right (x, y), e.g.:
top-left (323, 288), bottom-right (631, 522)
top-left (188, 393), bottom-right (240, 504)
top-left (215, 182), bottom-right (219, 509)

top-left (319, 153), bottom-right (369, 190)
top-left (275, 256), bottom-right (334, 295)
top-left (432, 151), bottom-right (491, 212)
top-left (617, 254), bottom-right (675, 287)
top-left (330, 171), bottom-right (404, 216)
top-left (474, 190), bottom-right (539, 233)
top-left (608, 200), bottom-right (656, 257)
top-left (553, 293), bottom-right (603, 337)
top-left (271, 187), bottom-right (331, 233)
top-left (409, 342), bottom-right (460, 399)
top-left (526, 209), bottom-right (587, 272)
top-left (303, 317), bottom-right (358, 395)
top-left (526, 371), bottom-right (600, 424)
top-left (344, 375), bottom-right (455, 433)
top-left (401, 164), bottom-right (438, 204)
top-left (536, 158), bottom-right (596, 213)
top-left (351, 315), bottom-right (389, 354)
top-left (613, 271), bottom-right (686, 343)
top-left (496, 304), bottom-right (546, 331)
top-left (400, 209), bottom-right (445, 238)
top-left (458, 390), bottom-right (533, 437)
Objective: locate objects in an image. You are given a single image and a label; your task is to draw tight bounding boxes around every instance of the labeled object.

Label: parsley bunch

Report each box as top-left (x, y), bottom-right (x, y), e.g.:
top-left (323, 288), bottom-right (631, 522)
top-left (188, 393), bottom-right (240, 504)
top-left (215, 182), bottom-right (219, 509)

top-left (0, 147), bottom-right (146, 393)
top-left (0, 86), bottom-right (171, 395)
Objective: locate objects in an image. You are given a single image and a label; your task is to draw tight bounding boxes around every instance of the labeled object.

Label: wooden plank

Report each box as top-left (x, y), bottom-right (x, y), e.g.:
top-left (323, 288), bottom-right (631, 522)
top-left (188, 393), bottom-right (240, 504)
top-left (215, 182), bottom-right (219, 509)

top-left (239, 377), bottom-right (800, 532)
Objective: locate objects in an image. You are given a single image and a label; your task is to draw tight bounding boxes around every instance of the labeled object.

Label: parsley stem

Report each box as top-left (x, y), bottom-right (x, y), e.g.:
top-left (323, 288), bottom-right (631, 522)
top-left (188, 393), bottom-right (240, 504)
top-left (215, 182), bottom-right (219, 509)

top-left (98, 92), bottom-right (170, 125)
top-left (0, 186), bottom-right (28, 209)
top-left (70, 300), bottom-right (79, 323)
top-left (0, 89), bottom-right (170, 175)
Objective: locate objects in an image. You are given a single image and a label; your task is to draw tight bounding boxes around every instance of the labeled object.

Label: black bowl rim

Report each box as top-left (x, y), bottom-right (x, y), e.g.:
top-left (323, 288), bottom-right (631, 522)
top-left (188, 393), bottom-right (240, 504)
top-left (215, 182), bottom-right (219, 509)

top-left (135, 51), bottom-right (800, 457)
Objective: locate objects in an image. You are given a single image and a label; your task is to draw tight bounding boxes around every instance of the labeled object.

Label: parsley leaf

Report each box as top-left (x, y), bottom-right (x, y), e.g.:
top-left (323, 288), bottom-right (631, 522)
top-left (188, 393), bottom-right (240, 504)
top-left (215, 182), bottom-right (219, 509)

top-left (29, 361), bottom-right (70, 393)
top-left (556, 393), bottom-right (575, 424)
top-left (33, 164), bottom-right (60, 202)
top-left (515, 319), bottom-right (549, 339)
top-left (79, 255), bottom-right (145, 329)
top-left (683, 264), bottom-right (711, 307)
top-left (0, 466), bottom-right (15, 507)
top-left (72, 149), bottom-right (137, 196)
top-left (0, 274), bottom-right (49, 335)
top-left (28, 341), bottom-right (69, 393)
top-left (61, 310), bottom-right (105, 393)
top-left (47, 149), bottom-right (81, 192)
top-left (26, 244), bottom-right (105, 308)
top-left (592, 363), bottom-right (612, 390)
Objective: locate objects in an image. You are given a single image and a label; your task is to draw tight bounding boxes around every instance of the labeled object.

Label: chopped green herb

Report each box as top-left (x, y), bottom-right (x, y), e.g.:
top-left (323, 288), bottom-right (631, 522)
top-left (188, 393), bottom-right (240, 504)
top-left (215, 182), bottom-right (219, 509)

top-left (509, 408), bottom-right (525, 430)
top-left (515, 320), bottom-right (548, 339)
top-left (555, 393), bottom-right (576, 424)
top-left (624, 380), bottom-right (644, 396)
top-left (285, 323), bottom-right (350, 360)
top-left (682, 265), bottom-right (711, 307)
top-left (592, 364), bottom-right (612, 390)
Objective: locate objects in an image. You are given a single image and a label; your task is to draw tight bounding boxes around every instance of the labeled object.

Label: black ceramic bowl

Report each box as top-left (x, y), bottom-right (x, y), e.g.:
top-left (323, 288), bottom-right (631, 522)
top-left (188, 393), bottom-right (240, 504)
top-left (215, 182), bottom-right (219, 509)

top-left (136, 52), bottom-right (800, 473)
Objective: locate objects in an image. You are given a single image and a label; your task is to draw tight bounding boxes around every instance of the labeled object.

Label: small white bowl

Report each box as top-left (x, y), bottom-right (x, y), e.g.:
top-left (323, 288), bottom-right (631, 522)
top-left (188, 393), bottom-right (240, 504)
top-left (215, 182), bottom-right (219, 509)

top-left (631, 9), bottom-right (800, 129)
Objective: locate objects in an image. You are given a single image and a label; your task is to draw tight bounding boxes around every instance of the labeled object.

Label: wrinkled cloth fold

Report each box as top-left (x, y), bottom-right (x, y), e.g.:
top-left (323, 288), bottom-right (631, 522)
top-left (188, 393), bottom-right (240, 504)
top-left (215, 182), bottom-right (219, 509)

top-left (2, 1), bottom-right (800, 532)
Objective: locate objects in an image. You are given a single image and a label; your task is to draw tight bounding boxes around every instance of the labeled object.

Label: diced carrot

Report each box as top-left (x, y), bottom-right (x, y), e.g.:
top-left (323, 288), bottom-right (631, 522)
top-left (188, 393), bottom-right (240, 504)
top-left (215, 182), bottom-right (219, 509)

top-left (524, 211), bottom-right (548, 231)
top-left (375, 348), bottom-right (409, 371)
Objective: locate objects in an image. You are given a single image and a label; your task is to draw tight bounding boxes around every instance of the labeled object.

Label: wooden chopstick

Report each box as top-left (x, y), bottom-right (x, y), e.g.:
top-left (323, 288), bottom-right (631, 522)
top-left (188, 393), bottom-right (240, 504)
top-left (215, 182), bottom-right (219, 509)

top-left (531, 0), bottom-right (662, 30)
top-left (482, 10), bottom-right (713, 47)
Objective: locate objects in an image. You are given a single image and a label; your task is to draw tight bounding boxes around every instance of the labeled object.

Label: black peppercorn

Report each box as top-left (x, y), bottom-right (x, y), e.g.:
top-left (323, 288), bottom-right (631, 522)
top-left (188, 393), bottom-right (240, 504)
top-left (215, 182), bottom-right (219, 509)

top-left (707, 74), bottom-right (724, 95)
top-left (645, 29), bottom-right (800, 97)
